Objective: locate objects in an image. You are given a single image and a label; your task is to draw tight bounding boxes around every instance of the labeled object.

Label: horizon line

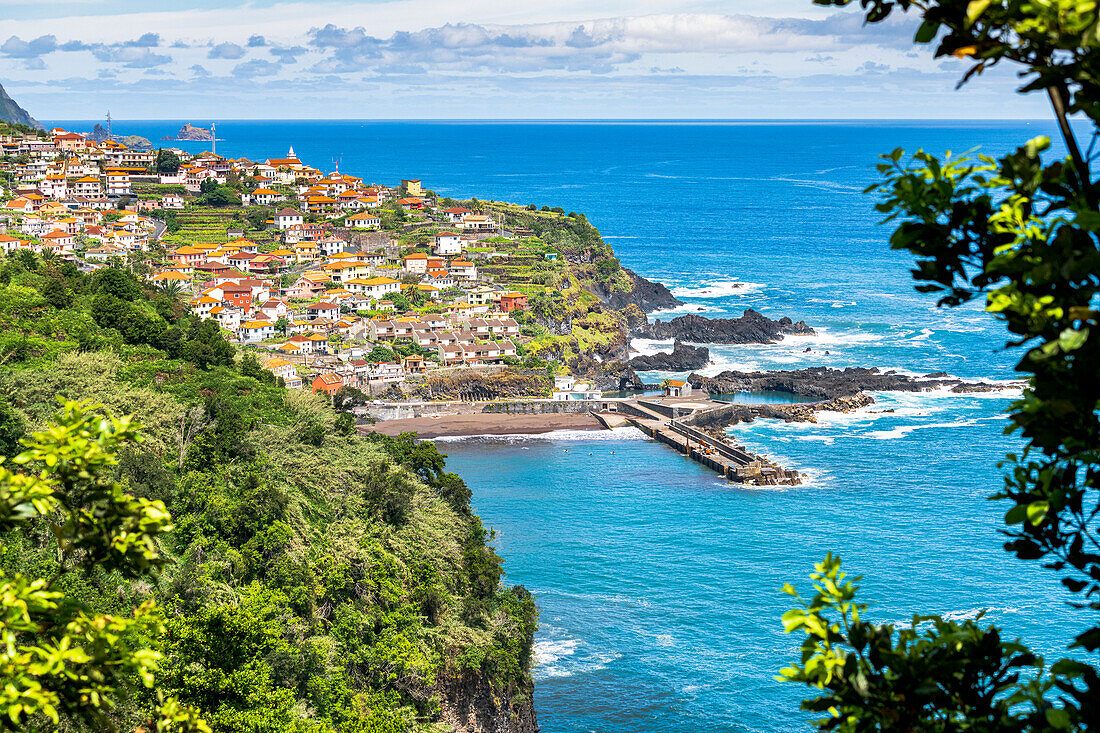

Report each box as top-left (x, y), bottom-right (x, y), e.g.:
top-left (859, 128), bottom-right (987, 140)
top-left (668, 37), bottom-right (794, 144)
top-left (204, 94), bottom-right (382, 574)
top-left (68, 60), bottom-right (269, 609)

top-left (41, 116), bottom-right (1061, 124)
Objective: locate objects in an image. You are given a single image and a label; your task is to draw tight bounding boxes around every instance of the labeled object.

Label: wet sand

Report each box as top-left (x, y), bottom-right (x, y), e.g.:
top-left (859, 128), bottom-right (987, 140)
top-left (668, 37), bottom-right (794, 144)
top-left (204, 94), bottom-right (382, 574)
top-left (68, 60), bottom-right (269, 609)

top-left (363, 412), bottom-right (604, 438)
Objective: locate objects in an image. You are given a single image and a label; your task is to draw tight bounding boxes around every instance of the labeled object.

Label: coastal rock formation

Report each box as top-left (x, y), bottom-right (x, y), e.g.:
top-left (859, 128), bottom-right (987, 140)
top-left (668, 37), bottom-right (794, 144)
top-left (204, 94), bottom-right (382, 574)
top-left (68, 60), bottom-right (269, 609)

top-left (687, 366), bottom-right (1012, 399)
top-left (635, 310), bottom-right (814, 344)
top-left (438, 673), bottom-right (538, 733)
top-left (600, 268), bottom-right (682, 313)
top-left (628, 340), bottom-right (710, 371)
top-left (569, 353), bottom-right (644, 391)
top-left (413, 369), bottom-right (550, 401)
top-left (0, 82), bottom-right (42, 129)
top-left (163, 122), bottom-right (214, 141)
top-left (87, 123), bottom-right (153, 149)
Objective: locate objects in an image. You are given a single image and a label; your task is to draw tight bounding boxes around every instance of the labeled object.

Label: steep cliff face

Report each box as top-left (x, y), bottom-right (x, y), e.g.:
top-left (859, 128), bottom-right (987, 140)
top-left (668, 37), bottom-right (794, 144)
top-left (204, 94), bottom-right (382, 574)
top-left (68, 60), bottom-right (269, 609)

top-left (0, 82), bottom-right (42, 129)
top-left (599, 268), bottom-right (681, 313)
top-left (438, 674), bottom-right (539, 733)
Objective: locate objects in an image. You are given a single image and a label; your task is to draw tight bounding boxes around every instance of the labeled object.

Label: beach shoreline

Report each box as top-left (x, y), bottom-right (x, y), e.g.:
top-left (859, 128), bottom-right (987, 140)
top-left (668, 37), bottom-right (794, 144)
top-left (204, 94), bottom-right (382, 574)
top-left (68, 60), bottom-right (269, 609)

top-left (362, 412), bottom-right (605, 438)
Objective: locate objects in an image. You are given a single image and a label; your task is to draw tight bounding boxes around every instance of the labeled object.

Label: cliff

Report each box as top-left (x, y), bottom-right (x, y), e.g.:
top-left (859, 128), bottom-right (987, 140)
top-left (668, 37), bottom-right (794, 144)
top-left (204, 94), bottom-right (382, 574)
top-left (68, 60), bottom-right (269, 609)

top-left (598, 268), bottom-right (681, 313)
top-left (0, 81), bottom-right (42, 130)
top-left (438, 673), bottom-right (539, 733)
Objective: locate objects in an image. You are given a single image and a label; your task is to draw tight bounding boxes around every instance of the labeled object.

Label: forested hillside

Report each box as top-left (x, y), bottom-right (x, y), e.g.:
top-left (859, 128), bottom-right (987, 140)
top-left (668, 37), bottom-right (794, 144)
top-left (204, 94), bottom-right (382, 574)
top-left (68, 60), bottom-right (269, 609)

top-left (0, 252), bottom-right (537, 732)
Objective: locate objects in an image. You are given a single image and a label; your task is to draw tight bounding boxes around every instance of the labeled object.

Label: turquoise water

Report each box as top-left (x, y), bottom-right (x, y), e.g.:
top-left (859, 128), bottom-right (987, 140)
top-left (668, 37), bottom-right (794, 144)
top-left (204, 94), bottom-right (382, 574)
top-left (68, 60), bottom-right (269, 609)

top-left (55, 119), bottom-right (1082, 730)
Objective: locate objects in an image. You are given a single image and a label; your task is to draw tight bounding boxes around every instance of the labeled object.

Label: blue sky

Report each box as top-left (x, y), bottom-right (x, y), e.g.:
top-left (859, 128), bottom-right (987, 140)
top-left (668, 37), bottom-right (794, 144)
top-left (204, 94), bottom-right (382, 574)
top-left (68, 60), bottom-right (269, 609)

top-left (0, 0), bottom-right (1048, 120)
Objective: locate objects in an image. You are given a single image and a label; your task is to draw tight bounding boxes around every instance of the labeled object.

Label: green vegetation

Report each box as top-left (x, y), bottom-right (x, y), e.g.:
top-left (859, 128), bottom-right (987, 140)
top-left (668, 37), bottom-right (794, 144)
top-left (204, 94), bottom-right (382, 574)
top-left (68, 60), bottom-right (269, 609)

top-left (0, 253), bottom-right (538, 732)
top-left (782, 0), bottom-right (1100, 728)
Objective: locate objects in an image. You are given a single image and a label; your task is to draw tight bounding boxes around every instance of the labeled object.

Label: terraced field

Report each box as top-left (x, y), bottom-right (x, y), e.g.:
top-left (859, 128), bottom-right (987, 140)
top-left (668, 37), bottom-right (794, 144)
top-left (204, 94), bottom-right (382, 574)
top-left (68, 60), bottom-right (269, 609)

top-left (161, 208), bottom-right (281, 250)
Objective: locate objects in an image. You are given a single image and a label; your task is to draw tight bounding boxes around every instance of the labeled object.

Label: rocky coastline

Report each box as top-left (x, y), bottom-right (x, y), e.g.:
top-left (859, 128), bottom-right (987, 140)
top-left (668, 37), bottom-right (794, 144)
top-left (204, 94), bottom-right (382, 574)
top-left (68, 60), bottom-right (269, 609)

top-left (628, 340), bottom-right (710, 371)
top-left (635, 310), bottom-right (814, 344)
top-left (686, 366), bottom-right (1012, 399)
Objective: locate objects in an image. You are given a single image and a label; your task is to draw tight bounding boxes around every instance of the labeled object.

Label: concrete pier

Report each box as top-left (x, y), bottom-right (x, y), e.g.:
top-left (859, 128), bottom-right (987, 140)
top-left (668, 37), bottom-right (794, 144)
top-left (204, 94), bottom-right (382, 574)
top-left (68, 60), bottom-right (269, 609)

top-left (601, 396), bottom-right (802, 485)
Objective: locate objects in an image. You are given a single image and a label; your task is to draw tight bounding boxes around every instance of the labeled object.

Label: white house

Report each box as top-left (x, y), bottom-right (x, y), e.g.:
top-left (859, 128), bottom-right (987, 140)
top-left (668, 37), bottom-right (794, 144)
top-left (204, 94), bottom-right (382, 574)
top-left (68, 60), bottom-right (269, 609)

top-left (552, 376), bottom-right (602, 401)
top-left (346, 212), bottom-right (380, 229)
top-left (239, 320), bottom-right (276, 343)
top-left (433, 232), bottom-right (462, 255)
top-left (248, 188), bottom-right (281, 206)
top-left (275, 207), bottom-right (304, 230)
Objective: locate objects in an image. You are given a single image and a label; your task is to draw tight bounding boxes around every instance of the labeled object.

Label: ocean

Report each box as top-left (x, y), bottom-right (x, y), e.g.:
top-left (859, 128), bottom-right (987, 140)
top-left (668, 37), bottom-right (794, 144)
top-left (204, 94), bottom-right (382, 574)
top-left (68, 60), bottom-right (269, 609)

top-left (56, 119), bottom-right (1080, 731)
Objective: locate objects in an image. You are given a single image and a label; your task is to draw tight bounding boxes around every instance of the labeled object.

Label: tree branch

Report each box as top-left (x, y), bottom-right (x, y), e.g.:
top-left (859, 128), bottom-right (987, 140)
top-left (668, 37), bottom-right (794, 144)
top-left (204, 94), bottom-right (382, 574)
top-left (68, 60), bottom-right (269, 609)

top-left (1046, 84), bottom-right (1097, 210)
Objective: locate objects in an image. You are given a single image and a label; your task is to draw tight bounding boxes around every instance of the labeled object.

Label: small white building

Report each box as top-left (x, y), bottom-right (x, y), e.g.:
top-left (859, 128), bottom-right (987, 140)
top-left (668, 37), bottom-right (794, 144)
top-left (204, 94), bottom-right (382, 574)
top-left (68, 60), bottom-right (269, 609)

top-left (552, 376), bottom-right (602, 401)
top-left (663, 379), bottom-right (693, 398)
top-left (433, 232), bottom-right (462, 256)
top-left (275, 207), bottom-right (304, 230)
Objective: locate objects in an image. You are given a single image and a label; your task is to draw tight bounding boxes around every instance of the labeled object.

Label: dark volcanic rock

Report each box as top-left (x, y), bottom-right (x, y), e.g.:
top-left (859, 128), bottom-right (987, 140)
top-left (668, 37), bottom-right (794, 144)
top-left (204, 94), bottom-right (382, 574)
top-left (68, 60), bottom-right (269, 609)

top-left (628, 340), bottom-right (710, 371)
top-left (688, 366), bottom-right (1012, 399)
top-left (569, 354), bottom-right (643, 391)
top-left (163, 123), bottom-right (214, 141)
top-left (635, 310), bottom-right (814, 344)
top-left (438, 672), bottom-right (538, 733)
top-left (601, 268), bottom-right (682, 313)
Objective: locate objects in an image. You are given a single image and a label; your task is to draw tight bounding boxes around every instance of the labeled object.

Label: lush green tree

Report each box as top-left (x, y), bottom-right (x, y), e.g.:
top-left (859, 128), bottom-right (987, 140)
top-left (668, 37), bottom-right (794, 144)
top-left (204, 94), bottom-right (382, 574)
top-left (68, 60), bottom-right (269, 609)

top-left (0, 398), bottom-right (24, 459)
top-left (156, 149), bottom-right (181, 175)
top-left (199, 186), bottom-right (240, 208)
top-left (40, 276), bottom-right (73, 310)
top-left (245, 207), bottom-right (270, 231)
top-left (333, 385), bottom-right (369, 413)
top-left (384, 293), bottom-right (410, 312)
top-left (89, 266), bottom-right (142, 302)
top-left (782, 1), bottom-right (1100, 729)
top-left (0, 400), bottom-right (207, 731)
top-left (274, 316), bottom-right (288, 335)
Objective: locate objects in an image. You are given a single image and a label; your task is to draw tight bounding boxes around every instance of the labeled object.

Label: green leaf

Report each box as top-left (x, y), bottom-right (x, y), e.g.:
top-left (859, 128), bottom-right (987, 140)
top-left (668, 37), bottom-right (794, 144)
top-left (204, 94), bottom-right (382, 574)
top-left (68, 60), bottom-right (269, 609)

top-left (966, 0), bottom-right (993, 25)
top-left (1045, 708), bottom-right (1071, 728)
top-left (914, 20), bottom-right (939, 43)
top-left (1026, 500), bottom-right (1050, 526)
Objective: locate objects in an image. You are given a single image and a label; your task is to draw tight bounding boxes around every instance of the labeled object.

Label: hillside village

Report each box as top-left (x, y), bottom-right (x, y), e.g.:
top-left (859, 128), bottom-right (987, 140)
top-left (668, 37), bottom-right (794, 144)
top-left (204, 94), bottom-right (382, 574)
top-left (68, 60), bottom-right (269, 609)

top-left (0, 124), bottom-right (644, 399)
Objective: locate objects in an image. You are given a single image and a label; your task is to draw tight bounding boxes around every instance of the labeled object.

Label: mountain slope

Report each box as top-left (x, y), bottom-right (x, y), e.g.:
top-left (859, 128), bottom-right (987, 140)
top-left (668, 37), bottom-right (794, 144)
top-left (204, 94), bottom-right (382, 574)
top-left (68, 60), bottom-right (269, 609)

top-left (0, 81), bottom-right (42, 129)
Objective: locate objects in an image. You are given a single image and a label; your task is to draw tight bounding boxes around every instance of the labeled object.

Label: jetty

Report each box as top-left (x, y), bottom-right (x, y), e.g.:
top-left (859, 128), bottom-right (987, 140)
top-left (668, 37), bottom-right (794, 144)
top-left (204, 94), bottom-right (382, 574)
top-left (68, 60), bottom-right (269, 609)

top-left (596, 396), bottom-right (802, 486)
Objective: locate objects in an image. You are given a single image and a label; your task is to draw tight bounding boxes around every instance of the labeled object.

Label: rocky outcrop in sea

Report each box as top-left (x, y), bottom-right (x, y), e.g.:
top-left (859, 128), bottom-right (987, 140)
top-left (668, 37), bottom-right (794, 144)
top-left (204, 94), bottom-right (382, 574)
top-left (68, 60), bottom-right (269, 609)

top-left (163, 123), bottom-right (214, 141)
top-left (687, 366), bottom-right (1013, 399)
top-left (635, 310), bottom-right (814, 344)
top-left (628, 340), bottom-right (710, 371)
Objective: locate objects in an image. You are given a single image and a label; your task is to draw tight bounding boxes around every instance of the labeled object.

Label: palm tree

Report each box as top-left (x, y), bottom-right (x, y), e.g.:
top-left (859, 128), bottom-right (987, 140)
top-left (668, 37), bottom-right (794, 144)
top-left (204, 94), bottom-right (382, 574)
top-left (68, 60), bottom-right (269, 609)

top-left (156, 280), bottom-right (184, 301)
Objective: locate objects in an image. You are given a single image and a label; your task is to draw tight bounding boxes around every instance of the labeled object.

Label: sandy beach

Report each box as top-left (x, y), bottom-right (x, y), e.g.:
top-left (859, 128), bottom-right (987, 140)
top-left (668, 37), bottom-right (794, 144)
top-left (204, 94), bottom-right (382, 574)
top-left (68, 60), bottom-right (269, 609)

top-left (363, 412), bottom-right (605, 438)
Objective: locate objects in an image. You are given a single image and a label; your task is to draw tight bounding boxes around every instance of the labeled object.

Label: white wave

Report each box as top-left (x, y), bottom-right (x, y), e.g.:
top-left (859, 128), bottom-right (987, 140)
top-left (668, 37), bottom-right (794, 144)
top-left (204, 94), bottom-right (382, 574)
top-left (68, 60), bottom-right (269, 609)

top-left (534, 636), bottom-right (622, 679)
top-left (629, 337), bottom-right (675, 356)
top-left (778, 328), bottom-right (885, 349)
top-left (865, 419), bottom-right (979, 440)
top-left (887, 606), bottom-right (1021, 629)
top-left (669, 279), bottom-right (764, 299)
top-left (648, 302), bottom-right (720, 317)
top-left (535, 638), bottom-right (579, 666)
top-left (434, 426), bottom-right (648, 443)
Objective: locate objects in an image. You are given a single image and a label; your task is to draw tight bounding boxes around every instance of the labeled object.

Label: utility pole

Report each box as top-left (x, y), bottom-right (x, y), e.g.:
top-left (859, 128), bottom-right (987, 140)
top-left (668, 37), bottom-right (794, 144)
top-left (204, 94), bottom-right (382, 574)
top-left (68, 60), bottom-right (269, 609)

top-left (211, 122), bottom-right (216, 156)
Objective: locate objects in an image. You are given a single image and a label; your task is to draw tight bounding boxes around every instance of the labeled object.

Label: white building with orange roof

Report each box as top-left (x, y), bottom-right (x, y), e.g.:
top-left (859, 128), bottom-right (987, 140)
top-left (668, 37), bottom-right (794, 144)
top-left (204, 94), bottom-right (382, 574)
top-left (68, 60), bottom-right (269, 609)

top-left (40, 230), bottom-right (75, 252)
top-left (403, 252), bottom-right (429, 273)
top-left (262, 356), bottom-right (301, 388)
top-left (72, 176), bottom-right (103, 197)
top-left (246, 187), bottom-right (281, 206)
